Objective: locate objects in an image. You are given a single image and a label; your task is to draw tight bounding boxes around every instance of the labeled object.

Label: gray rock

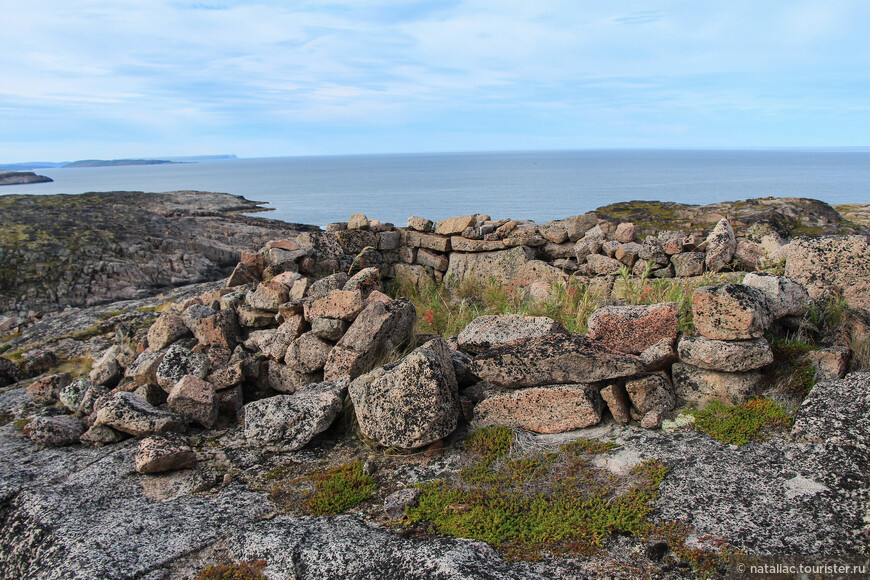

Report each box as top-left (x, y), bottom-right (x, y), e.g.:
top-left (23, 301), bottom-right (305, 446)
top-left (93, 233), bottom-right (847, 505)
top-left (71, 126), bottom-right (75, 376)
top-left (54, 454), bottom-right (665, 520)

top-left (343, 267), bottom-right (382, 299)
top-left (638, 237), bottom-right (668, 266)
top-left (310, 317), bottom-right (349, 341)
top-left (349, 338), bottom-right (459, 449)
top-left (677, 335), bottom-right (774, 372)
top-left (784, 235), bottom-right (870, 309)
top-left (155, 344), bottom-right (210, 391)
top-left (624, 374), bottom-right (676, 414)
top-left (792, 371), bottom-right (870, 449)
top-left (94, 392), bottom-right (186, 437)
top-left (125, 350), bottom-right (165, 387)
top-left (284, 332), bottom-right (333, 374)
top-left (671, 252), bottom-right (705, 277)
top-left (243, 379), bottom-right (347, 446)
top-left (135, 434), bottom-right (197, 474)
top-left (147, 314), bottom-right (193, 351)
top-left (586, 254), bottom-right (624, 275)
top-left (28, 416), bottom-right (85, 447)
top-left (0, 356), bottom-right (24, 388)
top-left (181, 304), bottom-right (239, 349)
top-left (672, 362), bottom-right (761, 404)
top-left (306, 272), bottom-right (350, 300)
top-left (247, 280), bottom-right (290, 312)
top-left (456, 314), bottom-right (567, 355)
top-left (705, 218), bottom-right (737, 272)
top-left (472, 384), bottom-right (603, 434)
top-left (692, 283), bottom-right (772, 340)
top-left (742, 272), bottom-right (812, 319)
top-left (639, 338), bottom-right (678, 371)
top-left (471, 334), bottom-right (645, 389)
top-left (450, 349), bottom-right (477, 388)
top-left (59, 378), bottom-right (93, 414)
top-left (444, 246), bottom-right (535, 291)
top-left (236, 305), bottom-right (277, 329)
top-left (266, 360), bottom-right (321, 394)
top-left (80, 424), bottom-right (129, 446)
top-left (384, 488), bottom-right (421, 519)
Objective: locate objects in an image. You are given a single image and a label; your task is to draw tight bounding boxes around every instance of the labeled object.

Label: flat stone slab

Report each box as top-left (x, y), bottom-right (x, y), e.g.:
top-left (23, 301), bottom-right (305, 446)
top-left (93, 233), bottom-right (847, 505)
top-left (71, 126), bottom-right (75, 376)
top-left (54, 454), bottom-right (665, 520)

top-left (456, 314), bottom-right (567, 355)
top-left (792, 371), bottom-right (870, 450)
top-left (472, 384), bottom-right (603, 434)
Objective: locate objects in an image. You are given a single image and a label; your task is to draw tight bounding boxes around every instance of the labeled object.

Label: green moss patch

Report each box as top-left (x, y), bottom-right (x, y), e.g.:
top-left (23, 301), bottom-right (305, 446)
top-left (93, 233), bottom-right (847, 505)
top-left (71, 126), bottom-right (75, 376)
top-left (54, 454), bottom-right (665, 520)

top-left (689, 399), bottom-right (793, 445)
top-left (271, 461), bottom-right (376, 516)
top-left (405, 428), bottom-right (667, 561)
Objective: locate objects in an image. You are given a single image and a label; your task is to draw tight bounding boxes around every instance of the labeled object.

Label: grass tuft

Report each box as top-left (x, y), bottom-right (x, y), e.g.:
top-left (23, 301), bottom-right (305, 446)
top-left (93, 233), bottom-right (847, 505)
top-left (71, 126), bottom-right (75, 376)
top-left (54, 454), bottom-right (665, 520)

top-left (688, 398), bottom-right (793, 445)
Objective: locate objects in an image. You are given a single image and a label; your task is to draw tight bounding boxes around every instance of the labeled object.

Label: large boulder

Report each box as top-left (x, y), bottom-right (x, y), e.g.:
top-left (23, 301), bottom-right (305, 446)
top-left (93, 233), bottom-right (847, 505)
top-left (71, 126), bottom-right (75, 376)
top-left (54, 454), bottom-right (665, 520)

top-left (672, 362), bottom-right (761, 404)
top-left (349, 338), bottom-right (459, 449)
top-left (784, 235), bottom-right (870, 309)
top-left (444, 246), bottom-right (534, 291)
top-left (323, 298), bottom-right (416, 380)
top-left (677, 336), bottom-right (774, 372)
top-left (307, 290), bottom-right (365, 322)
top-left (792, 371), bottom-right (870, 449)
top-left (471, 384), bottom-right (603, 434)
top-left (456, 315), bottom-right (567, 355)
top-left (243, 380), bottom-right (347, 447)
top-left (147, 314), bottom-right (192, 351)
top-left (692, 284), bottom-right (772, 340)
top-left (471, 334), bottom-right (645, 389)
top-left (94, 392), bottom-right (186, 437)
top-left (742, 272), bottom-right (812, 319)
top-left (587, 303), bottom-right (679, 355)
top-left (705, 218), bottom-right (737, 273)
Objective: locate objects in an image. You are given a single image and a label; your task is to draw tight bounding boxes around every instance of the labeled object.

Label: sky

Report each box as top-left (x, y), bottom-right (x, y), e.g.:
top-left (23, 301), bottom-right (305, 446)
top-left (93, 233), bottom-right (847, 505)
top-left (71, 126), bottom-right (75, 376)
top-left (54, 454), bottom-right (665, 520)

top-left (1, 1), bottom-right (869, 161)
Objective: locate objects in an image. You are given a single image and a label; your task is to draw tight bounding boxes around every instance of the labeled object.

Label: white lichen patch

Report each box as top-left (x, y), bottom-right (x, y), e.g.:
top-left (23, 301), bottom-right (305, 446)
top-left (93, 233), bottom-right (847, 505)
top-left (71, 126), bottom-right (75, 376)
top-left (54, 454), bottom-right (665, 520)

top-left (662, 413), bottom-right (695, 433)
top-left (783, 475), bottom-right (830, 500)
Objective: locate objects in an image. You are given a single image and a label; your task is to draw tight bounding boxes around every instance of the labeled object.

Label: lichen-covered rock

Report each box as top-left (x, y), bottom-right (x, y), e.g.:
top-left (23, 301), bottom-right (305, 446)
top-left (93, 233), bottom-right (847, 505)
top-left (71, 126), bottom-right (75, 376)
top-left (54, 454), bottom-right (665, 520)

top-left (79, 424), bottom-right (128, 446)
top-left (638, 236), bottom-right (668, 266)
top-left (167, 376), bottom-right (218, 429)
top-left (613, 222), bottom-right (637, 243)
top-left (259, 317), bottom-right (307, 361)
top-left (247, 280), bottom-right (290, 312)
top-left (226, 262), bottom-right (259, 287)
top-left (28, 415), bottom-right (86, 447)
top-left (181, 304), bottom-right (239, 349)
top-left (88, 347), bottom-right (124, 388)
top-left (435, 215), bottom-right (475, 236)
top-left (672, 362), bottom-right (760, 404)
top-left (383, 488), bottom-right (421, 520)
top-left (677, 336), bottom-right (774, 372)
top-left (639, 338), bottom-right (678, 371)
top-left (784, 235), bottom-right (870, 309)
top-left (472, 384), bottom-right (603, 433)
top-left (471, 334), bottom-right (645, 388)
top-left (147, 314), bottom-right (192, 351)
top-left (705, 218), bottom-right (737, 272)
top-left (742, 272), bottom-right (812, 319)
top-left (792, 371), bottom-right (870, 449)
top-left (243, 379), bottom-right (347, 447)
top-left (349, 338), bottom-right (459, 449)
top-left (444, 246), bottom-right (535, 291)
top-left (310, 317), bottom-right (349, 341)
top-left (135, 434), bottom-right (197, 474)
top-left (803, 347), bottom-right (850, 382)
top-left (94, 392), bottom-right (186, 437)
top-left (692, 283), bottom-right (772, 340)
top-left (0, 356), bottom-right (24, 388)
top-left (587, 303), bottom-right (679, 355)
top-left (456, 314), bottom-right (567, 355)
top-left (236, 305), bottom-right (276, 329)
top-left (26, 373), bottom-right (72, 404)
top-left (624, 374), bottom-right (676, 414)
top-left (323, 298), bottom-right (416, 380)
top-left (285, 332), bottom-right (333, 374)
top-left (671, 252), bottom-right (705, 277)
top-left (585, 254), bottom-right (624, 275)
top-left (59, 379), bottom-right (93, 414)
top-left (156, 344), bottom-right (210, 391)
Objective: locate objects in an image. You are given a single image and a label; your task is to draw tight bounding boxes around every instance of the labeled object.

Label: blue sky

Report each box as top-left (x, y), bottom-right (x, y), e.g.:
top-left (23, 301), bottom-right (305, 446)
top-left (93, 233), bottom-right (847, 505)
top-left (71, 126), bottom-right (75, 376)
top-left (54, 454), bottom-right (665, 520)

top-left (1, 1), bottom-right (869, 160)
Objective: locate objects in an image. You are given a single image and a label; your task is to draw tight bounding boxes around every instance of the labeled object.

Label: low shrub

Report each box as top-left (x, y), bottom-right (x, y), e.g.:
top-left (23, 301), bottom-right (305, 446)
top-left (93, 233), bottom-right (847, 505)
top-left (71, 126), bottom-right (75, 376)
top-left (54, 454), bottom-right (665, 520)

top-left (689, 399), bottom-right (793, 445)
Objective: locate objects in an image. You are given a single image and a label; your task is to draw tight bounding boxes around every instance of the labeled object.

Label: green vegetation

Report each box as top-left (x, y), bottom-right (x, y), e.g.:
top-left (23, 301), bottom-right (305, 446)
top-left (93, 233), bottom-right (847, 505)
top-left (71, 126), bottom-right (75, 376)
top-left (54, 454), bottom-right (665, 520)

top-left (767, 338), bottom-right (819, 399)
top-left (193, 560), bottom-right (268, 580)
top-left (405, 427), bottom-right (667, 560)
top-left (392, 270), bottom-right (731, 338)
top-left (688, 399), bottom-right (793, 445)
top-left (270, 461), bottom-right (376, 516)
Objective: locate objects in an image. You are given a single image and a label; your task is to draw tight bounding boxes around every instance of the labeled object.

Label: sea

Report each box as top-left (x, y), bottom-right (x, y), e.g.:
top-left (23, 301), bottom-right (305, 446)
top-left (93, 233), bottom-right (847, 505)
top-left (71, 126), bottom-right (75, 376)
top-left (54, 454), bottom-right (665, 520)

top-left (3, 149), bottom-right (869, 227)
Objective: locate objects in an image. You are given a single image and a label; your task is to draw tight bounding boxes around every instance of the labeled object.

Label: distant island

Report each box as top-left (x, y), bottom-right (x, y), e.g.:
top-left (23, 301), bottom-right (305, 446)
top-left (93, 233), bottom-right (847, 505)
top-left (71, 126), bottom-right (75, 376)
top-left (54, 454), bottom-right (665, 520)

top-left (0, 154), bottom-right (237, 171)
top-left (0, 171), bottom-right (53, 186)
top-left (62, 159), bottom-right (177, 168)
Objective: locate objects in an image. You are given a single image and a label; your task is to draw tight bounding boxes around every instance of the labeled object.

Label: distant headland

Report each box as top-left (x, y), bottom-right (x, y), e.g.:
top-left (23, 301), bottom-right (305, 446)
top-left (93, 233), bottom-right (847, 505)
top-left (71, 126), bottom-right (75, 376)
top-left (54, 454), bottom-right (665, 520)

top-left (0, 171), bottom-right (53, 186)
top-left (0, 154), bottom-right (237, 171)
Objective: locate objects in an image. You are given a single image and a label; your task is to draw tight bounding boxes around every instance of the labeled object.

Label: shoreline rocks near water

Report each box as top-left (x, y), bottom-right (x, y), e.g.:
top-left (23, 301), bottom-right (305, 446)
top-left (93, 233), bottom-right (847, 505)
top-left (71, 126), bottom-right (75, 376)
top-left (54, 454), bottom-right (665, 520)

top-left (2, 194), bottom-right (870, 579)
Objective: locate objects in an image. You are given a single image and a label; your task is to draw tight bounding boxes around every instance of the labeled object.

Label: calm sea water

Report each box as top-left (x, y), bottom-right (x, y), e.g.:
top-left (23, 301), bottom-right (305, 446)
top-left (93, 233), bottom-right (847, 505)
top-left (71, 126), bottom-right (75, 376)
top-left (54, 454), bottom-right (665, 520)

top-left (3, 149), bottom-right (869, 227)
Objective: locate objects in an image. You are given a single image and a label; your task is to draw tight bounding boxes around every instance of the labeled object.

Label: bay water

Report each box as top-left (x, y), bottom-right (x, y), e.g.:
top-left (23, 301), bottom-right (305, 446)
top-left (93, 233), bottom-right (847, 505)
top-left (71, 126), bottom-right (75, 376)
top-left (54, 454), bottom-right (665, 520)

top-left (3, 149), bottom-right (869, 227)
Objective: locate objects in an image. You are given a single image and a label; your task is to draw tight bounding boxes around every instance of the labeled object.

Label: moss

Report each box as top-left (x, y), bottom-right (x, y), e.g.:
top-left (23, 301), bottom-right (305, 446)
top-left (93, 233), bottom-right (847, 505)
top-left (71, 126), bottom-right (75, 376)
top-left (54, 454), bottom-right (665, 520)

top-left (689, 399), bottom-right (793, 445)
top-left (303, 461), bottom-right (376, 515)
top-left (406, 429), bottom-right (668, 561)
top-left (97, 310), bottom-right (128, 320)
top-left (14, 417), bottom-right (32, 431)
top-left (193, 560), bottom-right (268, 580)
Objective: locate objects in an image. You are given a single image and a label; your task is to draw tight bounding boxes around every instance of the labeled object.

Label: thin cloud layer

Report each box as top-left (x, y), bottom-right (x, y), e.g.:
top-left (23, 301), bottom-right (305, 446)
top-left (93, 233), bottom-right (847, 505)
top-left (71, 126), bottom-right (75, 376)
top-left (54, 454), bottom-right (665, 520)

top-left (1, 0), bottom-right (868, 159)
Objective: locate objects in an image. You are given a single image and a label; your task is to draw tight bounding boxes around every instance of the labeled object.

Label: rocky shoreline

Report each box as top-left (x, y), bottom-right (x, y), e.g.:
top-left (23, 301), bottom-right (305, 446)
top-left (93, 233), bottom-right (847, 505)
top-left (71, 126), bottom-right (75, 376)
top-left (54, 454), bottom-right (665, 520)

top-left (1, 195), bottom-right (869, 579)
